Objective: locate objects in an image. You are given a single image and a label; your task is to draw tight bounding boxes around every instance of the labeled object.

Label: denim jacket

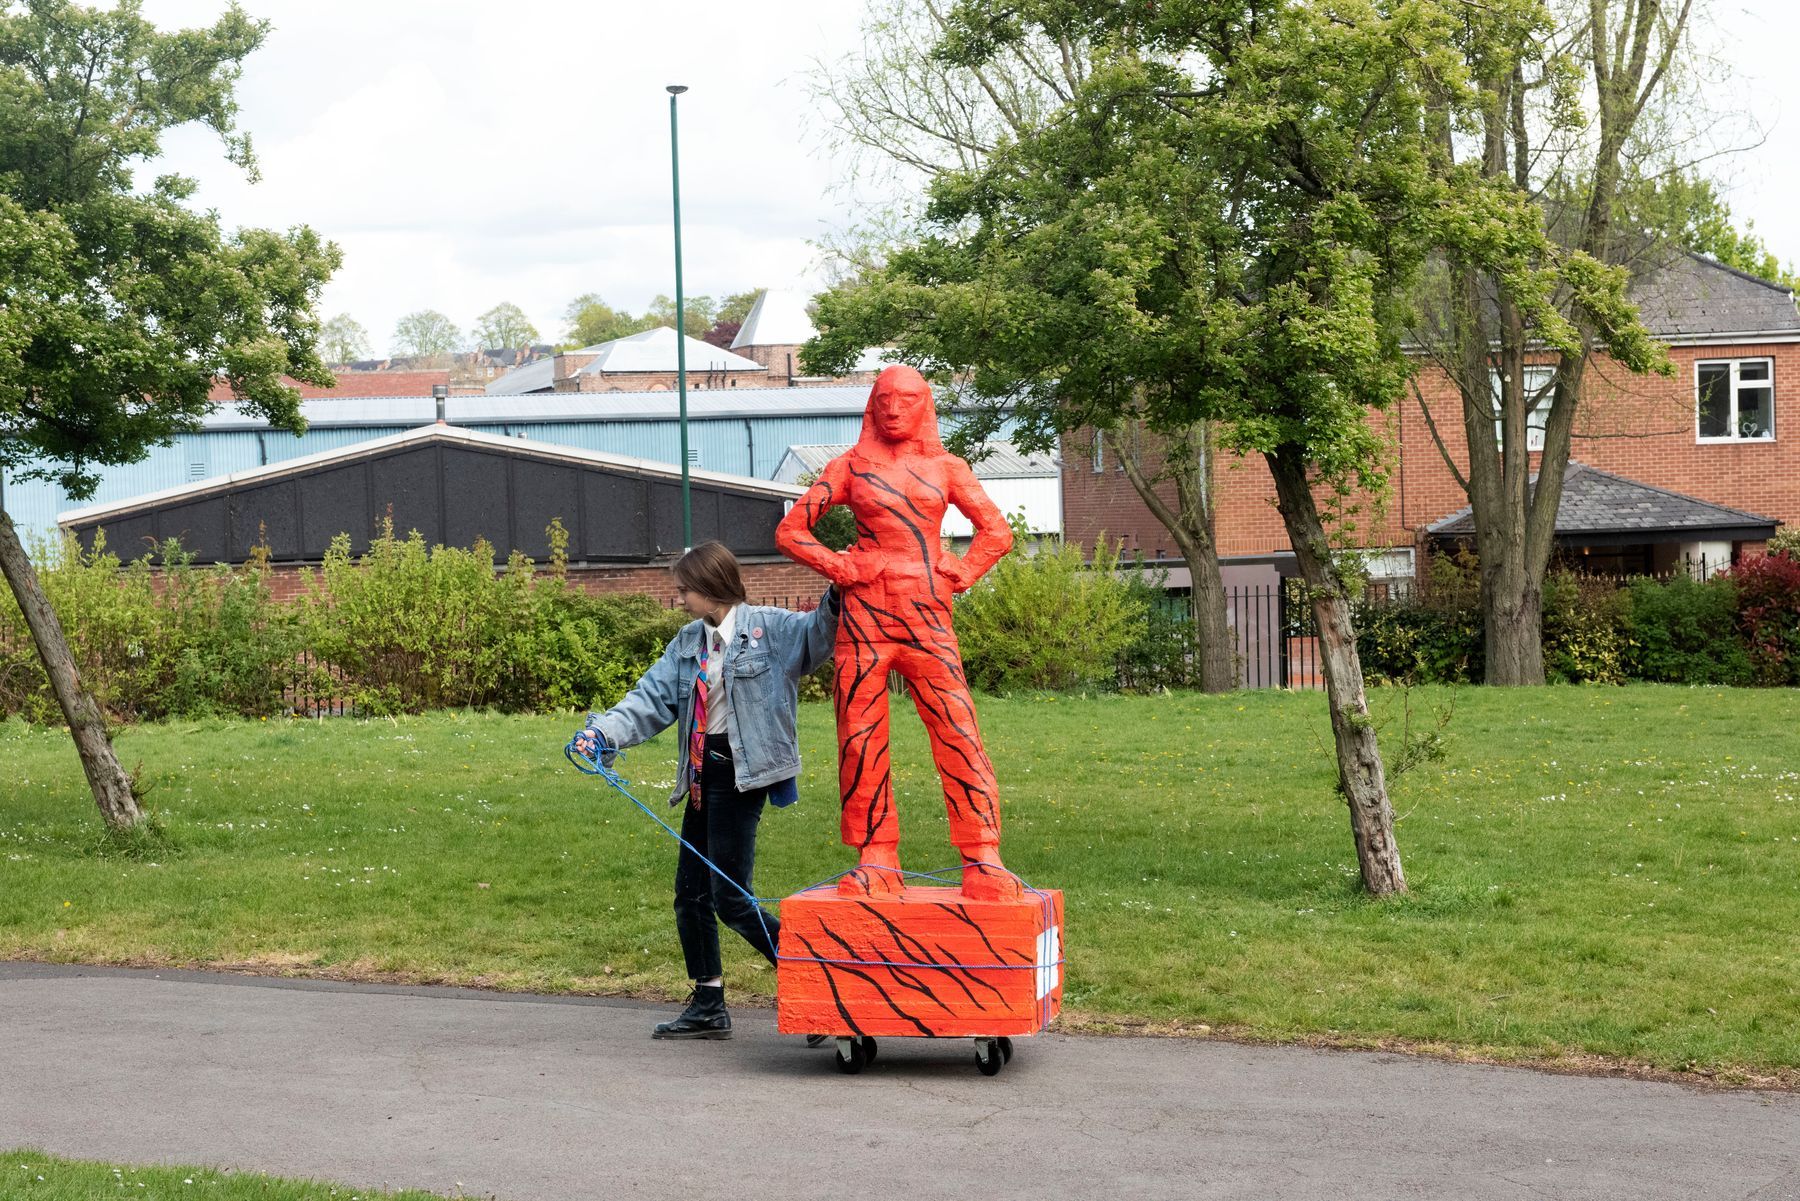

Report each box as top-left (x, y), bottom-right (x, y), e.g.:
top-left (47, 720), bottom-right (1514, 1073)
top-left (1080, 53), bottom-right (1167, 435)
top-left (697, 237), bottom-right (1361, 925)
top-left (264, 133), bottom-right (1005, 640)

top-left (587, 591), bottom-right (837, 805)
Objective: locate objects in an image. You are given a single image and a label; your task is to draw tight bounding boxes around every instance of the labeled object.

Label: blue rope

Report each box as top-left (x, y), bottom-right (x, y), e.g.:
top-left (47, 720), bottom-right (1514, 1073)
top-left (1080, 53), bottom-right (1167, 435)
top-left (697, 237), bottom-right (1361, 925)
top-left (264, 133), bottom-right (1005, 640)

top-left (564, 733), bottom-right (1065, 1013)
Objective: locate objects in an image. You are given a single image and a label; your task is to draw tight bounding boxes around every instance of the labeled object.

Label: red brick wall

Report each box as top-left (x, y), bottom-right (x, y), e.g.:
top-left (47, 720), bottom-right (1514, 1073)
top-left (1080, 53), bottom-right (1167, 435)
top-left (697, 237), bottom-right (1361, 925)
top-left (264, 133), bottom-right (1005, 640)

top-left (257, 557), bottom-right (827, 607)
top-left (1062, 342), bottom-right (1800, 562)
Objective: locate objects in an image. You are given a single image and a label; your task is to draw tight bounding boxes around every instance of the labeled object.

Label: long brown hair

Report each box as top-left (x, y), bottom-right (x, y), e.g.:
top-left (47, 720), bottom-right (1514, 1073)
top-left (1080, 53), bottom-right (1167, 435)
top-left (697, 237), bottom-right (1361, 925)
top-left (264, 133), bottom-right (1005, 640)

top-left (673, 541), bottom-right (748, 605)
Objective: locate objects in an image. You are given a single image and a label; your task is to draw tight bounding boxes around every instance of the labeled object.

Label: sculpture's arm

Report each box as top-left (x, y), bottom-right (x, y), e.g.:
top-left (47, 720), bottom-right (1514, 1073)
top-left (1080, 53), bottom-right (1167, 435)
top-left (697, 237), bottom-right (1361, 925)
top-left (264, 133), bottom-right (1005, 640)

top-left (776, 458), bottom-right (866, 587)
top-left (939, 457), bottom-right (1014, 591)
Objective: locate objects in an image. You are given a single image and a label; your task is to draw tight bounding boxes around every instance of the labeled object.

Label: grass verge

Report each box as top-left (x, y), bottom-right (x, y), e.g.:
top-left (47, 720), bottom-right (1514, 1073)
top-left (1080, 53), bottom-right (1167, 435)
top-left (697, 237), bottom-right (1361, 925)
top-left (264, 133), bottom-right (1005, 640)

top-left (2, 686), bottom-right (1797, 1082)
top-left (0, 1150), bottom-right (468, 1200)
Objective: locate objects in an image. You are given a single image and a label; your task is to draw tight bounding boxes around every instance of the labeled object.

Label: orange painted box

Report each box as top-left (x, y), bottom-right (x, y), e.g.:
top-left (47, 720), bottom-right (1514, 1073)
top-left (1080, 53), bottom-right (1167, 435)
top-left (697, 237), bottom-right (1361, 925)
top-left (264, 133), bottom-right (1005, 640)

top-left (775, 884), bottom-right (1064, 1039)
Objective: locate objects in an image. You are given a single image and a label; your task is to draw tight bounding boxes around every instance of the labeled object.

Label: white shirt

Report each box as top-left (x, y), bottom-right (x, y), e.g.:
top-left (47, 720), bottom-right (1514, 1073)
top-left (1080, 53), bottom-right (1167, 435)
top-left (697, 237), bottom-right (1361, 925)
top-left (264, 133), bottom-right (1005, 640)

top-left (702, 605), bottom-right (736, 734)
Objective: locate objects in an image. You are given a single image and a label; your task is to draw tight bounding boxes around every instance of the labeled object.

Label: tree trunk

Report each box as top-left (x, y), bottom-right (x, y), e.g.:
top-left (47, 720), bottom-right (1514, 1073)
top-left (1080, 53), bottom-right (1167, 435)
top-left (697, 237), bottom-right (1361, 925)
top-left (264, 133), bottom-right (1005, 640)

top-left (1266, 448), bottom-right (1406, 896)
top-left (1184, 536), bottom-right (1235, 691)
top-left (1115, 419), bottom-right (1235, 691)
top-left (0, 507), bottom-right (141, 829)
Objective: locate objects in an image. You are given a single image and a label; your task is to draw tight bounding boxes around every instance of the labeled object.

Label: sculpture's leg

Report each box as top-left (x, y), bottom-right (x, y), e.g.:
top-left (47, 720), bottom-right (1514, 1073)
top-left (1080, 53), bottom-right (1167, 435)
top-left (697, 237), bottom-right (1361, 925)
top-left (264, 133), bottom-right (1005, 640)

top-left (895, 636), bottom-right (1021, 901)
top-left (834, 609), bottom-right (904, 897)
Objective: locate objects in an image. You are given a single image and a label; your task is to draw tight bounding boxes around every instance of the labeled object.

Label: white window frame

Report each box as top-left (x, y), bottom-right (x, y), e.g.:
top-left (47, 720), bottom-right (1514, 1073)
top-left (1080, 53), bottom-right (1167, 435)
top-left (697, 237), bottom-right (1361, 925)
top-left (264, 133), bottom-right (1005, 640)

top-left (1091, 429), bottom-right (1104, 473)
top-left (1695, 357), bottom-right (1775, 443)
top-left (1489, 365), bottom-right (1556, 452)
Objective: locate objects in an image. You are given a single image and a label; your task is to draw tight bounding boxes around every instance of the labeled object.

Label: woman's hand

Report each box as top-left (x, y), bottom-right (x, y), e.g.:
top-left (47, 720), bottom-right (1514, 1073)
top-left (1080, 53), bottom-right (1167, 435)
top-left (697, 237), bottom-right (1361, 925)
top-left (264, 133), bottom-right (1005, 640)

top-left (935, 555), bottom-right (974, 594)
top-left (832, 546), bottom-right (887, 587)
top-left (571, 721), bottom-right (616, 768)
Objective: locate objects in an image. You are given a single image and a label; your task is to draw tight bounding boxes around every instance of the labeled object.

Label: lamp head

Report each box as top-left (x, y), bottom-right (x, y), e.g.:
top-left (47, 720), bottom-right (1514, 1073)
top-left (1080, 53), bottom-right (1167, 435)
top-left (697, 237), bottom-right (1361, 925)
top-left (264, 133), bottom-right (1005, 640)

top-left (666, 84), bottom-right (688, 95)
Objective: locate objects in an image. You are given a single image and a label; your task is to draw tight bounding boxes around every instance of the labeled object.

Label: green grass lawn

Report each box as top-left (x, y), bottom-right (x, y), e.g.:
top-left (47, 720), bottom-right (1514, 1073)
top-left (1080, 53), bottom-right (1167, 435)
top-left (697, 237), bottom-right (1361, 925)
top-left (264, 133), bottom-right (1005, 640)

top-left (0, 1150), bottom-right (462, 1200)
top-left (3, 685), bottom-right (1797, 1081)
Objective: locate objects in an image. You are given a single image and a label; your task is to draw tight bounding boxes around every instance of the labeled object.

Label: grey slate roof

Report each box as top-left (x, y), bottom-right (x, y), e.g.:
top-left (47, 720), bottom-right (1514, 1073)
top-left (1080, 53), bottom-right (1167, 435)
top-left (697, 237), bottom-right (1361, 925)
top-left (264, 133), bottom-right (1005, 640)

top-left (1427, 462), bottom-right (1780, 540)
top-left (1630, 252), bottom-right (1800, 340)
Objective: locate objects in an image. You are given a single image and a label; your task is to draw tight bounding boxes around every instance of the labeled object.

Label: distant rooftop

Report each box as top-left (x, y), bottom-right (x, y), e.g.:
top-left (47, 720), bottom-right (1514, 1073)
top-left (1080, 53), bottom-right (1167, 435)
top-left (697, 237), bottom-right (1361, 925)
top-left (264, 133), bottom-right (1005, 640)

top-left (199, 385), bottom-right (892, 431)
top-left (731, 289), bottom-right (817, 349)
top-left (1428, 462), bottom-right (1779, 541)
top-left (1631, 252), bottom-right (1800, 341)
top-left (485, 327), bottom-right (765, 394)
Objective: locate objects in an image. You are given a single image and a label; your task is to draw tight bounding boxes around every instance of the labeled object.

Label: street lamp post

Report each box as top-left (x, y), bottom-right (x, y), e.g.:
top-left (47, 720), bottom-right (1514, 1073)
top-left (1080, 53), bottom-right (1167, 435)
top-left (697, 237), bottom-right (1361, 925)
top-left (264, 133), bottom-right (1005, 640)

top-left (667, 83), bottom-right (693, 550)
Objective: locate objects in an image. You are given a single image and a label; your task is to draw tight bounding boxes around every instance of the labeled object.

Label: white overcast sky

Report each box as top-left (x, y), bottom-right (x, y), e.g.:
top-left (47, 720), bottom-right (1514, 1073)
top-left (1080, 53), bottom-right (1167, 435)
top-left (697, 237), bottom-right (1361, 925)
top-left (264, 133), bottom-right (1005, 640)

top-left (134, 0), bottom-right (1800, 357)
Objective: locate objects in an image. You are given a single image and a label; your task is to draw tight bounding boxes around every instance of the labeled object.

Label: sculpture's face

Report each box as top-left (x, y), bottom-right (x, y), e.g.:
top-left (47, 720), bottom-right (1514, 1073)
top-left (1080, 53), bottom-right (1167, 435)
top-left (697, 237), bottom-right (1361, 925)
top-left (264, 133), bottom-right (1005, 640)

top-left (869, 369), bottom-right (933, 444)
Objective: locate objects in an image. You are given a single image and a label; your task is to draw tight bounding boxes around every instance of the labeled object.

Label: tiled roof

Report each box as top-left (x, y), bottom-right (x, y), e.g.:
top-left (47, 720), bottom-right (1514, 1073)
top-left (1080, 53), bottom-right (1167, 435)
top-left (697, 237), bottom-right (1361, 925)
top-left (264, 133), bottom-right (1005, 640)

top-left (1427, 462), bottom-right (1780, 539)
top-left (1630, 252), bottom-right (1800, 340)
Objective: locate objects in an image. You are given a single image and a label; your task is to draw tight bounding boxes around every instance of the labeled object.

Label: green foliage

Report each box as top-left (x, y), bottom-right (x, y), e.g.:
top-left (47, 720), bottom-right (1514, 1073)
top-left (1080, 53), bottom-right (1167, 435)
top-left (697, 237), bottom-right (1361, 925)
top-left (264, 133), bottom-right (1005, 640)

top-left (472, 301), bottom-right (539, 351)
top-left (1356, 600), bottom-right (1483, 685)
top-left (390, 309), bottom-right (460, 359)
top-left (0, 523), bottom-right (682, 722)
top-left (0, 0), bottom-right (339, 497)
top-left (5, 1149), bottom-right (464, 1201)
top-left (0, 532), bottom-right (300, 722)
top-left (298, 518), bottom-right (683, 715)
top-left (1768, 526), bottom-right (1800, 561)
top-left (1115, 567), bottom-right (1202, 691)
top-left (1622, 575), bottom-right (1753, 685)
top-left (953, 522), bottom-right (1146, 692)
top-left (1541, 572), bottom-right (1629, 684)
top-left (318, 313), bottom-right (370, 364)
top-left (1615, 171), bottom-right (1800, 292)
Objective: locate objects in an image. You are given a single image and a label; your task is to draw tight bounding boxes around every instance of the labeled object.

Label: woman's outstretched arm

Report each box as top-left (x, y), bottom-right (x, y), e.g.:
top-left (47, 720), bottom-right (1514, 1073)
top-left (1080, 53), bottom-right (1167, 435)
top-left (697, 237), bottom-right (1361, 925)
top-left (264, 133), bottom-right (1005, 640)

top-left (775, 459), bottom-right (863, 586)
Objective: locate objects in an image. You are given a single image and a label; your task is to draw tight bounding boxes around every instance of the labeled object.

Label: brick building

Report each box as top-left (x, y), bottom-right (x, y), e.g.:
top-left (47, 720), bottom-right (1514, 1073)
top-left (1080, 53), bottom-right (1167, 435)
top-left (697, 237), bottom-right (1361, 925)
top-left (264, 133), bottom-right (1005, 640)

top-left (1062, 253), bottom-right (1799, 587)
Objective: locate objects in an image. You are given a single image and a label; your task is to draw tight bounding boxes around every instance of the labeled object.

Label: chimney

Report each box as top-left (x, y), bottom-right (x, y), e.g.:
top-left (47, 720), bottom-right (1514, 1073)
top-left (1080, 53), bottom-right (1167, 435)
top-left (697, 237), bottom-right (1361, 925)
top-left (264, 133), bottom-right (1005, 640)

top-left (433, 383), bottom-right (448, 425)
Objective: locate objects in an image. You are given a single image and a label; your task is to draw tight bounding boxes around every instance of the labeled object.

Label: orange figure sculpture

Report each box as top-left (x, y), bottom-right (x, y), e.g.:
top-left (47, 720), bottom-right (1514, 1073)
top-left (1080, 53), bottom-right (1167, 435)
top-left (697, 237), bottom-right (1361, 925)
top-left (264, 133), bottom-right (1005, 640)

top-left (775, 364), bottom-right (1020, 902)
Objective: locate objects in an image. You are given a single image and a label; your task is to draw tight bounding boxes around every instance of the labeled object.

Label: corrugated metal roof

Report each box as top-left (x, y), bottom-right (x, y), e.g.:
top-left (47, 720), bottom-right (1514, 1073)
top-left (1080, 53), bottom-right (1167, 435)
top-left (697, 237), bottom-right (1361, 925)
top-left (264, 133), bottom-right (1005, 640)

top-left (777, 441), bottom-right (1059, 480)
top-left (58, 424), bottom-right (803, 527)
top-left (1426, 462), bottom-right (1779, 538)
top-left (731, 288), bottom-right (818, 348)
top-left (484, 355), bottom-right (560, 395)
top-left (200, 385), bottom-right (884, 430)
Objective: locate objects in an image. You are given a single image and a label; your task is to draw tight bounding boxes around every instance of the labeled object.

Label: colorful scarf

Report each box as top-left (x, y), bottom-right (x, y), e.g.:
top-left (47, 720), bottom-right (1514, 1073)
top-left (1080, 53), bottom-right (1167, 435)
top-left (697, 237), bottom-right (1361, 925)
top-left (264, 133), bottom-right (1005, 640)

top-left (688, 631), bottom-right (713, 809)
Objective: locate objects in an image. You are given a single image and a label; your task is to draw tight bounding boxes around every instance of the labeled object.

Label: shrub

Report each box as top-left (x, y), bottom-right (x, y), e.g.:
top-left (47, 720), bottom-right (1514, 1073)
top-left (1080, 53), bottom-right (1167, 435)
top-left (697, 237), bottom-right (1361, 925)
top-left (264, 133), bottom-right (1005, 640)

top-left (1727, 552), bottom-right (1800, 686)
top-left (1621, 574), bottom-right (1752, 685)
top-left (1542, 571), bottom-right (1629, 684)
top-left (1355, 599), bottom-right (1482, 683)
top-left (1768, 526), bottom-right (1800, 561)
top-left (954, 525), bottom-right (1147, 692)
top-left (1116, 568), bottom-right (1202, 690)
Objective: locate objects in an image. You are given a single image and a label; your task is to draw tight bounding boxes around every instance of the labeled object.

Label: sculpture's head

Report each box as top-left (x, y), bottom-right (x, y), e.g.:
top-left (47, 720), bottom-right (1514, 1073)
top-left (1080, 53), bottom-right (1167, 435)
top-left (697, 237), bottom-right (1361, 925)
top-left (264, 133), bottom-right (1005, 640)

top-left (858, 364), bottom-right (944, 453)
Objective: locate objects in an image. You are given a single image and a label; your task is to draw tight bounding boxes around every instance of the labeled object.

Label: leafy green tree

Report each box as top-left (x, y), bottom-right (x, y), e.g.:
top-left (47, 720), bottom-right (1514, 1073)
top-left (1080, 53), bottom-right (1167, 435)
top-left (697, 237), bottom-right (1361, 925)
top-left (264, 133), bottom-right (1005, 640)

top-left (391, 309), bottom-right (460, 359)
top-left (1409, 0), bottom-right (1691, 685)
top-left (563, 293), bottom-right (648, 347)
top-left (715, 289), bottom-right (764, 327)
top-left (1620, 172), bottom-right (1800, 292)
top-left (319, 314), bottom-right (370, 364)
top-left (808, 0), bottom-right (1642, 894)
top-left (0, 0), bottom-right (340, 829)
top-left (810, 1), bottom-right (1238, 691)
top-left (646, 293), bottom-right (716, 340)
top-left (471, 301), bottom-right (539, 351)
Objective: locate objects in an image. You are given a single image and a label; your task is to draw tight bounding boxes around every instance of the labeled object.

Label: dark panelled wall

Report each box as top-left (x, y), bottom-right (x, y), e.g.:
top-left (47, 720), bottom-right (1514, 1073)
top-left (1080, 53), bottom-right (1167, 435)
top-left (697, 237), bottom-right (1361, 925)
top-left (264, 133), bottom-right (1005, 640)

top-left (68, 442), bottom-right (791, 565)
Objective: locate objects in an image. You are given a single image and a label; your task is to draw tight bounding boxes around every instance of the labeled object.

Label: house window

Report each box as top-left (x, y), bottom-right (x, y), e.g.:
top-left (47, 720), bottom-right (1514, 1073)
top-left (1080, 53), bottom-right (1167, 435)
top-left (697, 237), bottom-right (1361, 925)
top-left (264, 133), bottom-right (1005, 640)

top-left (1091, 430), bottom-right (1104, 473)
top-left (1697, 358), bottom-right (1774, 441)
top-left (1489, 365), bottom-right (1556, 452)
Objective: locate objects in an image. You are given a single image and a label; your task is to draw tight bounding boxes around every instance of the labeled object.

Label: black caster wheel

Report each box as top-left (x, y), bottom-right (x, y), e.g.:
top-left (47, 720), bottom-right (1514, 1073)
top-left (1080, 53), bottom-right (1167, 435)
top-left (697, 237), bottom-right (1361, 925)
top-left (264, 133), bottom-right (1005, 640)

top-left (861, 1035), bottom-right (879, 1065)
top-left (998, 1037), bottom-right (1014, 1064)
top-left (835, 1036), bottom-right (867, 1075)
top-left (975, 1037), bottom-right (1004, 1076)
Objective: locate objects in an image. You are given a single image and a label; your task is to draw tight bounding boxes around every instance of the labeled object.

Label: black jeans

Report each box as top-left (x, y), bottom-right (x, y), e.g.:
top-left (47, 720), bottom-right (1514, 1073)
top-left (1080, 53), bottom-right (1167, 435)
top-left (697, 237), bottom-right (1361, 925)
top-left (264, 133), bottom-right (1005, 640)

top-left (673, 733), bottom-right (782, 980)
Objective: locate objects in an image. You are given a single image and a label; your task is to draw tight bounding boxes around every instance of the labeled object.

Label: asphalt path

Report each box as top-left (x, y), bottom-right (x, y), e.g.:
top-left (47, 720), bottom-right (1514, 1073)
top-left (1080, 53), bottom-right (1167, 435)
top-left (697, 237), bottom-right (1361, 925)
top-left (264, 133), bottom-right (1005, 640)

top-left (1, 963), bottom-right (1796, 1201)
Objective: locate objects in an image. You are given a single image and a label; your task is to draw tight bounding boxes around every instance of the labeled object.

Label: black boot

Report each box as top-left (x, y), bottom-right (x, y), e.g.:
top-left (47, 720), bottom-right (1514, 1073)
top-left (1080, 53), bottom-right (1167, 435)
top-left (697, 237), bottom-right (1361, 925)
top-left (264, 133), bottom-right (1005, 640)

top-left (653, 984), bottom-right (732, 1040)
